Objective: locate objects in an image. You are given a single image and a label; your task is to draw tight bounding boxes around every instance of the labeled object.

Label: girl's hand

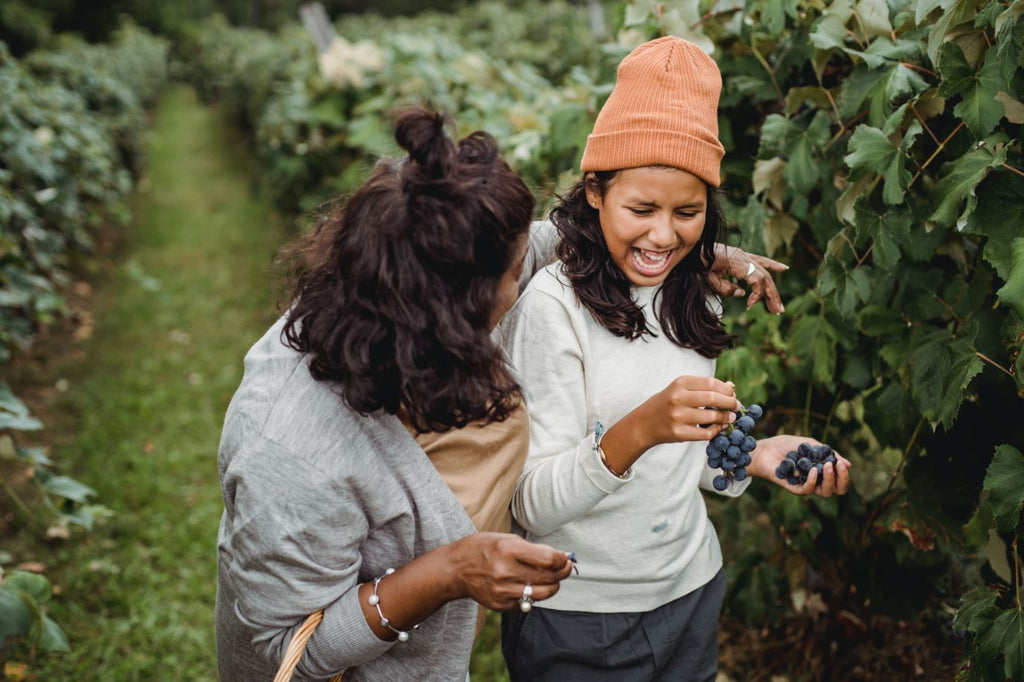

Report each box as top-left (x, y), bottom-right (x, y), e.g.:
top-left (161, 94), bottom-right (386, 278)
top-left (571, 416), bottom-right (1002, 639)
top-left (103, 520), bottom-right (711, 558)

top-left (600, 377), bottom-right (740, 475)
top-left (709, 244), bottom-right (788, 314)
top-left (447, 532), bottom-right (573, 611)
top-left (747, 435), bottom-right (852, 497)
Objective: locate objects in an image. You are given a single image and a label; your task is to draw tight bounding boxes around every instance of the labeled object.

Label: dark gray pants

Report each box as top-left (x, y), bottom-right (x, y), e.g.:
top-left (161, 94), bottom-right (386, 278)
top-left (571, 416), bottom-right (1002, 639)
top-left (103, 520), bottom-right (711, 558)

top-left (501, 569), bottom-right (727, 681)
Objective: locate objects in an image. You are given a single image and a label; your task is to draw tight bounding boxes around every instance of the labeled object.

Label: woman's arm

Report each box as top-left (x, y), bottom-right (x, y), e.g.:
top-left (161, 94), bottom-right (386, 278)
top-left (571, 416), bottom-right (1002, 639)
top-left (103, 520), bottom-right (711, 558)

top-left (709, 243), bottom-right (789, 314)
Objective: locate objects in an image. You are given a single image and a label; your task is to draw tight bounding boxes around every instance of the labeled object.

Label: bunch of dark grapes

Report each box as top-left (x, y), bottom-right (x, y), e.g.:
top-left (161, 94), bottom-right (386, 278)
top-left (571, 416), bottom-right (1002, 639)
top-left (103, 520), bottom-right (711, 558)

top-left (774, 442), bottom-right (837, 486)
top-left (706, 404), bottom-right (763, 491)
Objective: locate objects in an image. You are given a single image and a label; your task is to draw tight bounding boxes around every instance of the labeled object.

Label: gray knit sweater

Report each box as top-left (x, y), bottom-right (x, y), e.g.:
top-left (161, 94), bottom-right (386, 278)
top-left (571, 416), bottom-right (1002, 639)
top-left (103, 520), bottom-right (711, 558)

top-left (215, 316), bottom-right (478, 681)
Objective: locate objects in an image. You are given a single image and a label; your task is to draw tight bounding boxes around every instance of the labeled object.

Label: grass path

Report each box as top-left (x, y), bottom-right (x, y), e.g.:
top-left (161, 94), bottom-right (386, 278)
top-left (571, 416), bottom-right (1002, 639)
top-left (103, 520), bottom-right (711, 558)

top-left (8, 82), bottom-right (511, 681)
top-left (14, 83), bottom-right (287, 680)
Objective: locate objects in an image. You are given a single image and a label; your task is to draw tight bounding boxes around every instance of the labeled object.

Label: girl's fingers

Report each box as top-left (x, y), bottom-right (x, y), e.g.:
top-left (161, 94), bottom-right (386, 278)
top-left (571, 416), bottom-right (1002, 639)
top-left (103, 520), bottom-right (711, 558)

top-left (750, 254), bottom-right (789, 271)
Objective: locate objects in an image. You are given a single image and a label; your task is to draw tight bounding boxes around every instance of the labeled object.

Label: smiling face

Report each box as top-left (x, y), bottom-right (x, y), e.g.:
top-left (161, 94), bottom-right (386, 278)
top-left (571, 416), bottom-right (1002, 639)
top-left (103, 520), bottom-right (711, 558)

top-left (586, 166), bottom-right (708, 287)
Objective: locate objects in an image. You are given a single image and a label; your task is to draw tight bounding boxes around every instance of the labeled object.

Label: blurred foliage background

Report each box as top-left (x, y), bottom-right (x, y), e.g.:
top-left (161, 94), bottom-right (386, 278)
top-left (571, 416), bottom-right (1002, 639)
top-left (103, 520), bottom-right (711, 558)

top-left (1, 0), bottom-right (1023, 680)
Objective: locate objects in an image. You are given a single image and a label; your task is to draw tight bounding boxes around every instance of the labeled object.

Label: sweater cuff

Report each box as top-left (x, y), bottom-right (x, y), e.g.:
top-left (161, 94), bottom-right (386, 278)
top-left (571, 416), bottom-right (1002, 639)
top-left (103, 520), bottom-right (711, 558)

top-left (579, 435), bottom-right (633, 493)
top-left (303, 584), bottom-right (394, 676)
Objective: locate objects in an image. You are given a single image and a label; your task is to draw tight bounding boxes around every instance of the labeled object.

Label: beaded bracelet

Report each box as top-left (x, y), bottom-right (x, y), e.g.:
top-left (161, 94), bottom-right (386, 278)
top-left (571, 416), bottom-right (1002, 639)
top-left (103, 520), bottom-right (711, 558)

top-left (368, 568), bottom-right (419, 642)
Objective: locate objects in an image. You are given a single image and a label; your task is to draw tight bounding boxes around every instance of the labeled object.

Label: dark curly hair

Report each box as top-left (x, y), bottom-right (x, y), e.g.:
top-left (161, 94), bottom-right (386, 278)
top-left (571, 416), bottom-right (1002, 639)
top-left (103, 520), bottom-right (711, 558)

top-left (280, 109), bottom-right (535, 432)
top-left (552, 170), bottom-right (733, 359)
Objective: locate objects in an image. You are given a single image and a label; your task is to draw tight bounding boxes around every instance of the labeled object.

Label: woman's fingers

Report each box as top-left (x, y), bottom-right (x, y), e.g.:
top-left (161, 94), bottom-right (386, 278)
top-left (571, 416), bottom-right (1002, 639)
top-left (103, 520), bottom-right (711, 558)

top-left (707, 272), bottom-right (745, 299)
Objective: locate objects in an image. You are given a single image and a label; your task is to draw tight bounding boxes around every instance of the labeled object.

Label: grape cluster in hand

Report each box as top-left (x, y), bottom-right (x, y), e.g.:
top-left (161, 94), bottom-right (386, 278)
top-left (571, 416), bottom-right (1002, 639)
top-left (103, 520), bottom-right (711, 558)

top-left (774, 442), bottom-right (837, 486)
top-left (706, 404), bottom-right (763, 491)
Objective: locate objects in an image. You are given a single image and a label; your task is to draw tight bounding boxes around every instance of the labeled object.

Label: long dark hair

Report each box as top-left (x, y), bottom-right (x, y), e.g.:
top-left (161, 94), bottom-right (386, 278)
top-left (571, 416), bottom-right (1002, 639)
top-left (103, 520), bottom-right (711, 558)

top-left (281, 109), bottom-right (535, 432)
top-left (552, 170), bottom-right (733, 358)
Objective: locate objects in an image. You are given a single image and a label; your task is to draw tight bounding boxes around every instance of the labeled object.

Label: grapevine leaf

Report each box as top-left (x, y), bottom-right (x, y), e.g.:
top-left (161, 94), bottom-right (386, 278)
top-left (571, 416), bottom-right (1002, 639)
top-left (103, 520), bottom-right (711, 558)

top-left (856, 0), bottom-right (893, 38)
top-left (853, 200), bottom-right (912, 268)
top-left (983, 445), bottom-right (1024, 533)
top-left (752, 156), bottom-right (787, 208)
top-left (38, 615), bottom-right (69, 653)
top-left (976, 608), bottom-right (1024, 679)
top-left (733, 195), bottom-right (768, 254)
top-left (821, 258), bottom-right (874, 318)
top-left (764, 212), bottom-right (800, 257)
top-left (3, 571), bottom-right (50, 605)
top-left (938, 42), bottom-right (1005, 138)
top-left (996, 91), bottom-right (1024, 124)
top-left (0, 586), bottom-right (32, 641)
top-left (967, 173), bottom-right (1024, 279)
top-left (906, 325), bottom-right (983, 428)
top-left (995, 238), bottom-right (1024, 315)
top-left (926, 135), bottom-right (1009, 229)
top-left (954, 585), bottom-right (999, 635)
top-left (40, 475), bottom-right (96, 503)
top-left (844, 123), bottom-right (920, 204)
top-left (857, 305), bottom-right (904, 336)
top-left (962, 499), bottom-right (993, 547)
top-left (784, 111), bottom-right (832, 193)
top-left (790, 314), bottom-right (840, 386)
top-left (810, 0), bottom-right (855, 50)
top-left (924, 0), bottom-right (977, 67)
top-left (759, 114), bottom-right (797, 155)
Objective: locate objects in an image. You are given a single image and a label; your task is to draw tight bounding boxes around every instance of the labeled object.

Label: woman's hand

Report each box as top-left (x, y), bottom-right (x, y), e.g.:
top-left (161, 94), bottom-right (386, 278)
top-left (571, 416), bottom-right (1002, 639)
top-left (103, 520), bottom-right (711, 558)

top-left (747, 435), bottom-right (852, 497)
top-left (599, 376), bottom-right (740, 475)
top-left (709, 244), bottom-right (788, 314)
top-left (447, 532), bottom-right (573, 611)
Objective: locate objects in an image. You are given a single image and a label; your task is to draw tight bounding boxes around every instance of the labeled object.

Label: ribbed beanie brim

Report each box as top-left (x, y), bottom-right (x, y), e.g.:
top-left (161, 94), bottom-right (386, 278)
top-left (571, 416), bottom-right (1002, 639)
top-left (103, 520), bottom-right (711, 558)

top-left (580, 36), bottom-right (725, 187)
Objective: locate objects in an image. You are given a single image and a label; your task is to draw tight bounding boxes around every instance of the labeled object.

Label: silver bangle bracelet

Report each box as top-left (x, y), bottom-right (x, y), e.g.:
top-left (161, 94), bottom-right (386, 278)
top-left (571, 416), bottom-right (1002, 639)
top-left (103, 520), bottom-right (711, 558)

top-left (367, 568), bottom-right (419, 642)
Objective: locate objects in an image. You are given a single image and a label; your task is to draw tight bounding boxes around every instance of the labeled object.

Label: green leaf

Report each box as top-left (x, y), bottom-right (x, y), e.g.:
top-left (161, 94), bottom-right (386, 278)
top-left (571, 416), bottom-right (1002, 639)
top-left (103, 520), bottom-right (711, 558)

top-left (963, 500), bottom-right (993, 547)
top-left (976, 608), bottom-right (1024, 679)
top-left (938, 42), bottom-right (1005, 138)
top-left (783, 112), bottom-right (831, 193)
top-left (983, 445), bottom-right (1024, 533)
top-left (844, 123), bottom-right (920, 204)
top-left (3, 571), bottom-right (50, 604)
top-left (853, 201), bottom-right (912, 268)
top-left (996, 238), bottom-right (1024, 315)
top-left (923, 0), bottom-right (977, 67)
top-left (927, 135), bottom-right (1009, 229)
top-left (790, 314), bottom-right (840, 386)
top-left (954, 585), bottom-right (999, 635)
top-left (906, 325), bottom-right (984, 428)
top-left (41, 475), bottom-right (96, 503)
top-left (38, 615), bottom-right (69, 653)
top-left (858, 304), bottom-right (905, 336)
top-left (0, 586), bottom-right (32, 641)
top-left (810, 0), bottom-right (855, 50)
top-left (967, 173), bottom-right (1024, 280)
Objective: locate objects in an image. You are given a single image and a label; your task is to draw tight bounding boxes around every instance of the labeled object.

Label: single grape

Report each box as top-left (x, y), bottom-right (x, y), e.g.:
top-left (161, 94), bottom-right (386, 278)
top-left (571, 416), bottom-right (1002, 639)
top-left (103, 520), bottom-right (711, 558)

top-left (741, 435), bottom-right (756, 452)
top-left (712, 475), bottom-right (729, 491)
top-left (721, 458), bottom-right (737, 472)
top-left (735, 415), bottom-right (755, 433)
top-left (733, 467), bottom-right (748, 481)
top-left (796, 457), bottom-right (812, 473)
top-left (747, 404), bottom-right (764, 419)
top-left (728, 429), bottom-right (745, 445)
top-left (712, 434), bottom-right (730, 451)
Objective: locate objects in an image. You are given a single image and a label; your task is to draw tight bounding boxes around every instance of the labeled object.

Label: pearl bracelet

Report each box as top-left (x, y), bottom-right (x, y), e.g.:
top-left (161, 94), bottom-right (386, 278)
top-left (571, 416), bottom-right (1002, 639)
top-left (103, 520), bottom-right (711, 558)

top-left (368, 568), bottom-right (419, 642)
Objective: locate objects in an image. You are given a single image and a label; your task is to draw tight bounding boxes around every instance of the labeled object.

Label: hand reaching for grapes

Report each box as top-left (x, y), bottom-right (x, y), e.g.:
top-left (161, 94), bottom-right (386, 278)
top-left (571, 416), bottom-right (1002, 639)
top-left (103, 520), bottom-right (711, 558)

top-left (748, 435), bottom-right (852, 497)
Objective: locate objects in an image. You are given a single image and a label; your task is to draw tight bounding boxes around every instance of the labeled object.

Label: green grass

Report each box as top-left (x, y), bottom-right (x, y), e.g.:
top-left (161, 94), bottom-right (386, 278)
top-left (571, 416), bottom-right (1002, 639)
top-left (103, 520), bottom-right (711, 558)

top-left (4, 82), bottom-right (512, 681)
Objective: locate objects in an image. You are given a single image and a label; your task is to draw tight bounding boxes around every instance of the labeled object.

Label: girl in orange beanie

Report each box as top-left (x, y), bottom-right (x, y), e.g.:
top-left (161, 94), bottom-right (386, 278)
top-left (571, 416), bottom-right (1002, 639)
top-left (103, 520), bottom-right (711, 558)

top-left (498, 36), bottom-right (852, 680)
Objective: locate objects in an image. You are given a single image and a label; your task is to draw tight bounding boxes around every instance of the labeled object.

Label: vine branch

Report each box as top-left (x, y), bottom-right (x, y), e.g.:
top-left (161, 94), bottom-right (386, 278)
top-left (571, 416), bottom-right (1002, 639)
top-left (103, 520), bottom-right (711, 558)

top-left (976, 352), bottom-right (1016, 378)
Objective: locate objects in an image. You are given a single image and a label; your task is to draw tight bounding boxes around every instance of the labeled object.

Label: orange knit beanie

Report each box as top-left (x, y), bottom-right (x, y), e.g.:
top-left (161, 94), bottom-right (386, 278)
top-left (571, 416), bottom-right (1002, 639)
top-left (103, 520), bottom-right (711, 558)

top-left (580, 36), bottom-right (725, 187)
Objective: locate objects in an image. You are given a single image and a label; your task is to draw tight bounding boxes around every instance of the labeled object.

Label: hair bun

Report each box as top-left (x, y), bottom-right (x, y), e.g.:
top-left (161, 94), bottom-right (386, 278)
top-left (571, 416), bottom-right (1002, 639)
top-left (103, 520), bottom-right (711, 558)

top-left (394, 109), bottom-right (456, 179)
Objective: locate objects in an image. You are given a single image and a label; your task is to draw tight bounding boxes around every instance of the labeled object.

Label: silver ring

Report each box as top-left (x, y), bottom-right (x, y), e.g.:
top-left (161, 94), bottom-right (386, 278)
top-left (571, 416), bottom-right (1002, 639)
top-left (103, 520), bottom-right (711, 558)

top-left (519, 584), bottom-right (534, 612)
top-left (745, 262), bottom-right (756, 278)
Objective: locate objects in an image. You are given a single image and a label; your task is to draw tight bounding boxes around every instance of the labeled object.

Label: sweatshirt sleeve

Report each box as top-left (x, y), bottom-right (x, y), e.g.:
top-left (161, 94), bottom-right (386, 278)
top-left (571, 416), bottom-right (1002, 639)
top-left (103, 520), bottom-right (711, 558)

top-left (519, 220), bottom-right (559, 294)
top-left (221, 437), bottom-right (392, 677)
top-left (500, 285), bottom-right (631, 537)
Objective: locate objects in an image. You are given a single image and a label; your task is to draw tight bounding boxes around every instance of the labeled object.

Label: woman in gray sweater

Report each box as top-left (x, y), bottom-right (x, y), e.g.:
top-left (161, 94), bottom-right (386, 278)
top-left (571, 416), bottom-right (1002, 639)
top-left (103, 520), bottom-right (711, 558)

top-left (215, 109), bottom-right (574, 681)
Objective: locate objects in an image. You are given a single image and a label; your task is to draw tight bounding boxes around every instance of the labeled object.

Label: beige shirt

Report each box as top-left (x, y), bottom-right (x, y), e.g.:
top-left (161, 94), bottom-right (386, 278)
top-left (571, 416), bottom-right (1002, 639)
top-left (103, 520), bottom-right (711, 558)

top-left (405, 402), bottom-right (530, 534)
